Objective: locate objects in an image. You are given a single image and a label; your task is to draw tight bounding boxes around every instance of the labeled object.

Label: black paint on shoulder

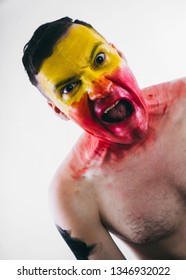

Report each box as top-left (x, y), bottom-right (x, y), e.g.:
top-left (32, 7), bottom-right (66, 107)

top-left (56, 225), bottom-right (96, 260)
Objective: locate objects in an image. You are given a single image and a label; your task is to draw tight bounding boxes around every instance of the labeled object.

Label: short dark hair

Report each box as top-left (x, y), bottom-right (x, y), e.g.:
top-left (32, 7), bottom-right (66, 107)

top-left (22, 17), bottom-right (92, 86)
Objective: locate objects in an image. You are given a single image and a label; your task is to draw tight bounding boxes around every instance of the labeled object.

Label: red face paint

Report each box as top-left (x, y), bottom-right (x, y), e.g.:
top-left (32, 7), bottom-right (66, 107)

top-left (68, 74), bottom-right (186, 178)
top-left (68, 65), bottom-right (148, 145)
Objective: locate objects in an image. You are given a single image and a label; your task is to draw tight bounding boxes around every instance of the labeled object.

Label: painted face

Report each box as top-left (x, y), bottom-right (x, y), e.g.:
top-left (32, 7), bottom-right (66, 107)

top-left (37, 24), bottom-right (148, 144)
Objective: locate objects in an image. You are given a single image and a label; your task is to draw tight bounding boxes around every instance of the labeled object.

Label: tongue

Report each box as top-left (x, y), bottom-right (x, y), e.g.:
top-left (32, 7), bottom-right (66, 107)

top-left (102, 101), bottom-right (127, 123)
top-left (108, 101), bottom-right (127, 119)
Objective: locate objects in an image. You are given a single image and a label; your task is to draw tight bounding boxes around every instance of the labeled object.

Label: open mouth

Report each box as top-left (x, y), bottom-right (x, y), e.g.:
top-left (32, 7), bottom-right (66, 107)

top-left (102, 99), bottom-right (134, 123)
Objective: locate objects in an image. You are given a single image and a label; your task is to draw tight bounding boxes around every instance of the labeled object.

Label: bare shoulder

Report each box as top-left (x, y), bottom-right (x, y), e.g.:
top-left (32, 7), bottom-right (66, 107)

top-left (49, 151), bottom-right (99, 230)
top-left (142, 76), bottom-right (186, 100)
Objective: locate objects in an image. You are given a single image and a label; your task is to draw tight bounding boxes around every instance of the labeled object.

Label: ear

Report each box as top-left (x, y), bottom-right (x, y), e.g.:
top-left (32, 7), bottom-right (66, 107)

top-left (47, 101), bottom-right (70, 121)
top-left (109, 43), bottom-right (126, 60)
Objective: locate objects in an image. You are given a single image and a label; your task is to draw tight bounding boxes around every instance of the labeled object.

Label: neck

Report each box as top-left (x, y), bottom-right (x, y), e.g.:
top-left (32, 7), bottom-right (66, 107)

top-left (69, 77), bottom-right (186, 178)
top-left (70, 131), bottom-right (146, 177)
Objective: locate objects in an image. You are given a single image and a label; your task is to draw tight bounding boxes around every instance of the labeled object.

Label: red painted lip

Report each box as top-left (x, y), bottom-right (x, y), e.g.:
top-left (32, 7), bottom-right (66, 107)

top-left (102, 98), bottom-right (134, 123)
top-left (93, 87), bottom-right (137, 122)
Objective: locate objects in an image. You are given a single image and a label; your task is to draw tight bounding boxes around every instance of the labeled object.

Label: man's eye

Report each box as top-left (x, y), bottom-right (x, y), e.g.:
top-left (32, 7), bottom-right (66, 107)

top-left (61, 83), bottom-right (78, 94)
top-left (94, 52), bottom-right (105, 68)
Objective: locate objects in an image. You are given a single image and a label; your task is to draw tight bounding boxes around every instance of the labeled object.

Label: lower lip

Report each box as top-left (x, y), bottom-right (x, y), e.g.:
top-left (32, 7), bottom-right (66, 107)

top-left (99, 98), bottom-right (147, 141)
top-left (102, 108), bottom-right (135, 129)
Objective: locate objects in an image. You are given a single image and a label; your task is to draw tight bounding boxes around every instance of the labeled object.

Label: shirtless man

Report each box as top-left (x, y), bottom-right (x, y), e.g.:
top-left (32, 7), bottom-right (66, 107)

top-left (22, 17), bottom-right (186, 259)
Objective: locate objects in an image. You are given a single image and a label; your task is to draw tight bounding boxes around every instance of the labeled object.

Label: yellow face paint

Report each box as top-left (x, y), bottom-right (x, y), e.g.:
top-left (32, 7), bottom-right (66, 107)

top-left (36, 24), bottom-right (122, 115)
top-left (37, 23), bottom-right (147, 145)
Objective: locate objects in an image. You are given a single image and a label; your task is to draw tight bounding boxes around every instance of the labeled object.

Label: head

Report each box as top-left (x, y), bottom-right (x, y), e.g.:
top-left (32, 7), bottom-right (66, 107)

top-left (23, 17), bottom-right (148, 145)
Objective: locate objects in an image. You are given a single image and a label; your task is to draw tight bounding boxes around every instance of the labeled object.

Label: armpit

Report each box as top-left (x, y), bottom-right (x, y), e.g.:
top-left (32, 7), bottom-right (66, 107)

top-left (56, 225), bottom-right (96, 260)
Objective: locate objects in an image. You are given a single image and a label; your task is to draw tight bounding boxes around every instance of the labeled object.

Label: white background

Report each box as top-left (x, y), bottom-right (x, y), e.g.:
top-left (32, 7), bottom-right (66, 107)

top-left (0, 0), bottom-right (186, 259)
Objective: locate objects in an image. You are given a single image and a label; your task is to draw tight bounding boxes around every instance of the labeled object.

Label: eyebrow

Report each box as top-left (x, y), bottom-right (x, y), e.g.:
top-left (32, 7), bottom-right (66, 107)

top-left (55, 42), bottom-right (103, 90)
top-left (89, 41), bottom-right (103, 63)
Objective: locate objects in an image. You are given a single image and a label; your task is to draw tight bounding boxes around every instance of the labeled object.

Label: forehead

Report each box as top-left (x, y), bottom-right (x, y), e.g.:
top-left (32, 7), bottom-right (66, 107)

top-left (38, 24), bottom-right (108, 82)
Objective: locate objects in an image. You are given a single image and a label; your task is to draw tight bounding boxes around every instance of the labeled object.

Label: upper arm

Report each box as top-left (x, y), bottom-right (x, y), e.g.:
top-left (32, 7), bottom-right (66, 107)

top-left (55, 221), bottom-right (125, 260)
top-left (49, 174), bottom-right (125, 260)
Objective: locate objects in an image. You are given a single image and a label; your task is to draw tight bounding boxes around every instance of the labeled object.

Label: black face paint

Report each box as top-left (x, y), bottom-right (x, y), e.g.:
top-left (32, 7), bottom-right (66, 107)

top-left (56, 225), bottom-right (96, 260)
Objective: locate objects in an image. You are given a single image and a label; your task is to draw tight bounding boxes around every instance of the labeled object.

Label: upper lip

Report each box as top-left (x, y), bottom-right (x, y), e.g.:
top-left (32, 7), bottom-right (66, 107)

top-left (94, 96), bottom-right (122, 118)
top-left (104, 100), bottom-right (120, 114)
top-left (93, 90), bottom-right (135, 121)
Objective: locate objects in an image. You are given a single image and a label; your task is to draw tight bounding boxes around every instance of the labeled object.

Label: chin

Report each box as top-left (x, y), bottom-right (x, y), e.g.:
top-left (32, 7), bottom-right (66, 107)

top-left (97, 121), bottom-right (148, 145)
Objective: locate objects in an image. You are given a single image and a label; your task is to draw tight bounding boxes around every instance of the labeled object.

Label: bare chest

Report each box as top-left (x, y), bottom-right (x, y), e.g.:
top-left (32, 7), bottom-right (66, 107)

top-left (84, 130), bottom-right (186, 244)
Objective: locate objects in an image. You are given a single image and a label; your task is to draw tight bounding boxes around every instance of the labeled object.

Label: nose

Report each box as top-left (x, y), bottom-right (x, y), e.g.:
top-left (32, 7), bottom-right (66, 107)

top-left (88, 77), bottom-right (112, 101)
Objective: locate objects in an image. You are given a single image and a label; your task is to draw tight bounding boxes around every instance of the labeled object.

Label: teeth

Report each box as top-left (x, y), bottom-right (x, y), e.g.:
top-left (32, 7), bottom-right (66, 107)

top-left (104, 100), bottom-right (119, 114)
